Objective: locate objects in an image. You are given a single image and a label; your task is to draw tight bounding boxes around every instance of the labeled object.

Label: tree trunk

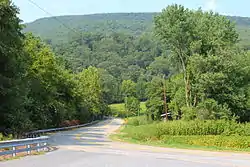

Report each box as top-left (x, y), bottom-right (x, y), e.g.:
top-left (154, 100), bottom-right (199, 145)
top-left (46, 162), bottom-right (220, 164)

top-left (177, 50), bottom-right (190, 107)
top-left (163, 75), bottom-right (168, 121)
top-left (193, 94), bottom-right (197, 107)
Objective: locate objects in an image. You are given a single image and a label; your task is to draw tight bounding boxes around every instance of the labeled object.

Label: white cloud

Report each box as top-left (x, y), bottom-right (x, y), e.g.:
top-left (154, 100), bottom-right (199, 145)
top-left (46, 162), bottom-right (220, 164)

top-left (204, 0), bottom-right (217, 11)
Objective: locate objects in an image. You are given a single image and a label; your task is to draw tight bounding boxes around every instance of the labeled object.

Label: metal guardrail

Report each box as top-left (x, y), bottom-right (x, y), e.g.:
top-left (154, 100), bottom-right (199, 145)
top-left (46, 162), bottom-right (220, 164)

top-left (0, 118), bottom-right (107, 157)
top-left (0, 136), bottom-right (49, 157)
top-left (24, 120), bottom-right (101, 138)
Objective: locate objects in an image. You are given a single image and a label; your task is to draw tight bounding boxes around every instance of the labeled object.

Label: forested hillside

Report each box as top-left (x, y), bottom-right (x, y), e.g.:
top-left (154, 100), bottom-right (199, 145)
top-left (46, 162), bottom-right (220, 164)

top-left (22, 9), bottom-right (250, 122)
top-left (24, 13), bottom-right (250, 48)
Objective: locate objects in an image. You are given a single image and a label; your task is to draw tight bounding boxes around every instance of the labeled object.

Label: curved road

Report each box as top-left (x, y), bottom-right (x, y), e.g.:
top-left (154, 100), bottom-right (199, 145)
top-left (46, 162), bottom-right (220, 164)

top-left (1, 119), bottom-right (250, 167)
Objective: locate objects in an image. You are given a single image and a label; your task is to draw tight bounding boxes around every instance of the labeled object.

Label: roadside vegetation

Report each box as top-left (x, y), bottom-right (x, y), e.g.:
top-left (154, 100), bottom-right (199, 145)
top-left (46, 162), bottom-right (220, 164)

top-left (112, 4), bottom-right (250, 152)
top-left (112, 117), bottom-right (250, 151)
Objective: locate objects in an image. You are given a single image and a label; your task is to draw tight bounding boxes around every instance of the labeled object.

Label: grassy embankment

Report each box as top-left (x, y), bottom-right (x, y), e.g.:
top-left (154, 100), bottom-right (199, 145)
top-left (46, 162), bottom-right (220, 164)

top-left (111, 116), bottom-right (250, 152)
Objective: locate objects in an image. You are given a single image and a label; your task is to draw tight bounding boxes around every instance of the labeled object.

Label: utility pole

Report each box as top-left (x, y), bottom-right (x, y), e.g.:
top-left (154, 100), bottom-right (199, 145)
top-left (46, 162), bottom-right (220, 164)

top-left (163, 74), bottom-right (168, 121)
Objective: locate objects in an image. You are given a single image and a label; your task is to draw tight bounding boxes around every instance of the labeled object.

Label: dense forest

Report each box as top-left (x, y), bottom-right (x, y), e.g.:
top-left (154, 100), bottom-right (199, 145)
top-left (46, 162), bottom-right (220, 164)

top-left (30, 8), bottom-right (250, 122)
top-left (1, 1), bottom-right (250, 139)
top-left (0, 1), bottom-right (109, 137)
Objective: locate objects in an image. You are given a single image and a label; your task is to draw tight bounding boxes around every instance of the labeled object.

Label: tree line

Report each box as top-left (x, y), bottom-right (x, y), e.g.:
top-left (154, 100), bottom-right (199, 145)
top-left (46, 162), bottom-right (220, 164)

top-left (0, 1), bottom-right (109, 137)
top-left (51, 5), bottom-right (250, 122)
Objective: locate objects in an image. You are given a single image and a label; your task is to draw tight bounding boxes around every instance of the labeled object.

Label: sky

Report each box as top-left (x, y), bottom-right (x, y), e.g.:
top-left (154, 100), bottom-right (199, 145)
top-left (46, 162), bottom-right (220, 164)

top-left (13, 0), bottom-right (250, 23)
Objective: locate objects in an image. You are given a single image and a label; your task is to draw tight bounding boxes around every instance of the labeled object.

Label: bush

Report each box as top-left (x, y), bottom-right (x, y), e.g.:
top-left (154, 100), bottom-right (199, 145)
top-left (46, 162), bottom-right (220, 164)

top-left (126, 116), bottom-right (154, 126)
top-left (125, 96), bottom-right (140, 116)
top-left (110, 103), bottom-right (127, 118)
top-left (0, 133), bottom-right (13, 141)
top-left (110, 103), bottom-right (146, 118)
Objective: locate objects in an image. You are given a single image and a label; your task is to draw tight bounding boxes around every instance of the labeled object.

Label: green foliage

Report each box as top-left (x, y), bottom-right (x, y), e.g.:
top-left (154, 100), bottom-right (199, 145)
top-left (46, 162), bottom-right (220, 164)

top-left (196, 99), bottom-right (231, 120)
top-left (145, 77), bottom-right (166, 120)
top-left (116, 118), bottom-right (250, 150)
top-left (109, 102), bottom-right (146, 118)
top-left (124, 97), bottom-right (140, 116)
top-left (181, 99), bottom-right (231, 121)
top-left (23, 9), bottom-right (250, 124)
top-left (124, 119), bottom-right (250, 137)
top-left (0, 0), bottom-right (29, 135)
top-left (0, 133), bottom-right (13, 141)
top-left (155, 5), bottom-right (239, 108)
top-left (121, 80), bottom-right (137, 97)
top-left (154, 4), bottom-right (250, 122)
top-left (126, 116), bottom-right (153, 126)
top-left (110, 103), bottom-right (126, 118)
top-left (0, 2), bottom-right (110, 136)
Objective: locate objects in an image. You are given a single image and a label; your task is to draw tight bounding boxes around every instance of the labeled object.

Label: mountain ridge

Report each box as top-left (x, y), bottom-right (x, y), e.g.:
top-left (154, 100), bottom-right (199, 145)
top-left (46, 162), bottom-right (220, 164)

top-left (24, 12), bottom-right (250, 47)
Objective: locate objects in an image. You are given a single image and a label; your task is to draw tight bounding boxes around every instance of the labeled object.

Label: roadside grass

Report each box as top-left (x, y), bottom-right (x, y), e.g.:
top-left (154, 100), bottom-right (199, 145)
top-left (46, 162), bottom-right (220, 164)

top-left (111, 117), bottom-right (250, 153)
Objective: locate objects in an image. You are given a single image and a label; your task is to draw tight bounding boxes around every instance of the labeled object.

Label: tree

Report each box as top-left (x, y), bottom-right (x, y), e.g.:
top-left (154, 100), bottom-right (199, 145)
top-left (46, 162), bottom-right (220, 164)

top-left (145, 77), bottom-right (165, 120)
top-left (121, 80), bottom-right (137, 98)
top-left (76, 66), bottom-right (106, 120)
top-left (154, 4), bottom-right (239, 107)
top-left (0, 0), bottom-right (29, 135)
top-left (124, 97), bottom-right (140, 117)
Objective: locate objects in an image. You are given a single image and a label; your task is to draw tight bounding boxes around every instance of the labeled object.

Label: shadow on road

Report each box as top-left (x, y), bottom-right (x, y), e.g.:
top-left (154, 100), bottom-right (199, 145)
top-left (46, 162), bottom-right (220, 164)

top-left (48, 120), bottom-right (113, 147)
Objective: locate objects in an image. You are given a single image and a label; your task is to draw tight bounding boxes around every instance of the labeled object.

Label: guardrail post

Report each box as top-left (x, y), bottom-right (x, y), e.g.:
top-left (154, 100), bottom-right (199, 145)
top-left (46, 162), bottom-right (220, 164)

top-left (27, 144), bottom-right (31, 155)
top-left (43, 142), bottom-right (47, 151)
top-left (37, 143), bottom-right (40, 152)
top-left (12, 146), bottom-right (16, 157)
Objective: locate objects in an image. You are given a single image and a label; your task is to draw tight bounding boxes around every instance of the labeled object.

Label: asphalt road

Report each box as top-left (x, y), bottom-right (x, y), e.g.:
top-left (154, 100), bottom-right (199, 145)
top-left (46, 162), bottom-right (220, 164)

top-left (1, 119), bottom-right (250, 167)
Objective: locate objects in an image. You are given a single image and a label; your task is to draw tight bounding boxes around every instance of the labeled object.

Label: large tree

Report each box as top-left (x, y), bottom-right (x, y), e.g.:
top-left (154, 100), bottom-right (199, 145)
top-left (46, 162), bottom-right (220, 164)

top-left (154, 4), bottom-right (239, 107)
top-left (0, 0), bottom-right (29, 134)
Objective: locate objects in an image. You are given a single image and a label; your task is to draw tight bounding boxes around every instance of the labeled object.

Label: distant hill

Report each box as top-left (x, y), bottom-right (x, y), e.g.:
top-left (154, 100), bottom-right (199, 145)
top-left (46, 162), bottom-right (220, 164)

top-left (24, 13), bottom-right (250, 47)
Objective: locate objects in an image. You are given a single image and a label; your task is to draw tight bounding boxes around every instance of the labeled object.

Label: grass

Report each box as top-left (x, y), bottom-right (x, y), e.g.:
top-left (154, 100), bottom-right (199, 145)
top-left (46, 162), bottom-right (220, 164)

top-left (109, 102), bottom-right (146, 118)
top-left (111, 133), bottom-right (250, 153)
top-left (111, 117), bottom-right (250, 153)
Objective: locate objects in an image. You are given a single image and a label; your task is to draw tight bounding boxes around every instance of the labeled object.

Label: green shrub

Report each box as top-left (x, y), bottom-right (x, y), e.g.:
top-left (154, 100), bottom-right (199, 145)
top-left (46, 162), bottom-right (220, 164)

top-left (110, 103), bottom-right (147, 118)
top-left (110, 103), bottom-right (127, 118)
top-left (125, 96), bottom-right (140, 116)
top-left (0, 133), bottom-right (13, 141)
top-left (127, 116), bottom-right (154, 126)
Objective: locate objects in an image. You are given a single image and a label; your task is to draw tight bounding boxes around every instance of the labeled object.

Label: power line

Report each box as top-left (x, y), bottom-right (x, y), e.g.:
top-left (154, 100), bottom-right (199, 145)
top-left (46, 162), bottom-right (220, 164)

top-left (26, 0), bottom-right (87, 65)
top-left (26, 0), bottom-right (82, 37)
